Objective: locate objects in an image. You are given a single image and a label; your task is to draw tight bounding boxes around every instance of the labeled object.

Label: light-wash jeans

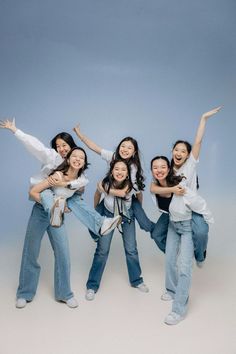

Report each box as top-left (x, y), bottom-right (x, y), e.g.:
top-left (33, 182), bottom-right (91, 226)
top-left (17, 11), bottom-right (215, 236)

top-left (151, 212), bottom-right (208, 261)
top-left (16, 203), bottom-right (73, 301)
top-left (86, 207), bottom-right (144, 291)
top-left (165, 219), bottom-right (194, 316)
top-left (41, 190), bottom-right (104, 240)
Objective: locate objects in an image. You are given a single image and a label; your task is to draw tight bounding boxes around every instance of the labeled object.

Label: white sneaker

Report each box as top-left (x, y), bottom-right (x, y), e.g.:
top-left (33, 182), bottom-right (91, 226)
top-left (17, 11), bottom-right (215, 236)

top-left (66, 297), bottom-right (78, 308)
top-left (50, 197), bottom-right (66, 227)
top-left (136, 283), bottom-right (149, 293)
top-left (100, 215), bottom-right (122, 235)
top-left (164, 311), bottom-right (184, 325)
top-left (16, 298), bottom-right (27, 308)
top-left (85, 289), bottom-right (95, 301)
top-left (196, 260), bottom-right (205, 268)
top-left (161, 292), bottom-right (173, 301)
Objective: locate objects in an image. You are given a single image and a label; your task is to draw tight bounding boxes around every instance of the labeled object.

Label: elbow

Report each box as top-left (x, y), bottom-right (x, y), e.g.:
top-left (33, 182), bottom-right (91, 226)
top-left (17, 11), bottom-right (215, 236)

top-left (29, 189), bottom-right (34, 199)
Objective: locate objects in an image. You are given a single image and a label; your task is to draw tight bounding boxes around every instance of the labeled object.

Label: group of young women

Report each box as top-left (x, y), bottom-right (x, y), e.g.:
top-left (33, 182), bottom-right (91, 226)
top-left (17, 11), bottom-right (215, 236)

top-left (0, 105), bottom-right (221, 325)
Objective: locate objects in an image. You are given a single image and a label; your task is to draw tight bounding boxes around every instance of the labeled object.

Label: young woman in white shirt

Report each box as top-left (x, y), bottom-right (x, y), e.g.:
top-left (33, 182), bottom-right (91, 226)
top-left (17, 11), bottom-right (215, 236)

top-left (29, 147), bottom-right (89, 227)
top-left (73, 126), bottom-right (155, 235)
top-left (150, 106), bottom-right (221, 325)
top-left (85, 159), bottom-right (149, 301)
top-left (0, 119), bottom-right (121, 308)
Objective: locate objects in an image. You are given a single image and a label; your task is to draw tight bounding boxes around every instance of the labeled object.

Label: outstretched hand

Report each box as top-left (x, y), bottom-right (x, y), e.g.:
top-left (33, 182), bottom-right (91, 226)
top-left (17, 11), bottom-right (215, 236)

top-left (201, 106), bottom-right (222, 121)
top-left (0, 117), bottom-right (17, 133)
top-left (73, 123), bottom-right (82, 139)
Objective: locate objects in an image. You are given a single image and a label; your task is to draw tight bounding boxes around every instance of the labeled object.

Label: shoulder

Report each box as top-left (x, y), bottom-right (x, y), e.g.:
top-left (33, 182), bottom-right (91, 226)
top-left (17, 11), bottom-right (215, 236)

top-left (52, 171), bottom-right (63, 180)
top-left (188, 152), bottom-right (199, 164)
top-left (181, 152), bottom-right (199, 172)
top-left (101, 149), bottom-right (114, 162)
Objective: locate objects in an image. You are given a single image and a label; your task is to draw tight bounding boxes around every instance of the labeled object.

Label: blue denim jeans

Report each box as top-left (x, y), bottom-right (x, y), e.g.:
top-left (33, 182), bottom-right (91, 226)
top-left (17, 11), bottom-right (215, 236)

top-left (151, 211), bottom-right (208, 261)
top-left (192, 212), bottom-right (209, 262)
top-left (165, 220), bottom-right (194, 316)
top-left (86, 207), bottom-right (144, 291)
top-left (151, 213), bottom-right (170, 253)
top-left (16, 202), bottom-right (73, 301)
top-left (131, 195), bottom-right (155, 232)
top-left (41, 190), bottom-right (104, 239)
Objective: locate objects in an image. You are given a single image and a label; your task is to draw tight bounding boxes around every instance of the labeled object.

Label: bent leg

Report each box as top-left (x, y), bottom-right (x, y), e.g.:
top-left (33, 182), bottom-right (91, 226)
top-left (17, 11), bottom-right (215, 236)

top-left (151, 213), bottom-right (169, 253)
top-left (40, 189), bottom-right (55, 214)
top-left (192, 212), bottom-right (209, 262)
top-left (67, 194), bottom-right (104, 236)
top-left (131, 195), bottom-right (155, 232)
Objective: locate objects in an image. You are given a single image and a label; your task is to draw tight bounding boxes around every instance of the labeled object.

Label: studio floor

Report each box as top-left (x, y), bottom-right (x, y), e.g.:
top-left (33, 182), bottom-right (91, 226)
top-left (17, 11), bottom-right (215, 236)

top-left (0, 206), bottom-right (235, 354)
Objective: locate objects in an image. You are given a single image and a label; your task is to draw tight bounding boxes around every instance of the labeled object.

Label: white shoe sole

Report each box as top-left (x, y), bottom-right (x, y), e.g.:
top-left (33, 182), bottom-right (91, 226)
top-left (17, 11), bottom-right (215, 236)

top-left (85, 290), bottom-right (95, 301)
top-left (16, 298), bottom-right (27, 308)
top-left (50, 198), bottom-right (65, 227)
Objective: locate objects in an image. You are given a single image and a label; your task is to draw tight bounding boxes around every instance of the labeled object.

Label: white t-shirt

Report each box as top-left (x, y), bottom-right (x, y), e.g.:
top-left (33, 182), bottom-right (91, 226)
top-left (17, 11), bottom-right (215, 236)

top-left (169, 152), bottom-right (198, 221)
top-left (174, 152), bottom-right (199, 192)
top-left (103, 190), bottom-right (133, 213)
top-left (52, 171), bottom-right (89, 199)
top-left (14, 129), bottom-right (88, 188)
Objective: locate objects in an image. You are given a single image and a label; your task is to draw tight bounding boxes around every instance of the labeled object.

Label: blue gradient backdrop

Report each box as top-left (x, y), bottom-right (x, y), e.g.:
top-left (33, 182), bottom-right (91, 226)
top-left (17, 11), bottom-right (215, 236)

top-left (0, 0), bottom-right (235, 243)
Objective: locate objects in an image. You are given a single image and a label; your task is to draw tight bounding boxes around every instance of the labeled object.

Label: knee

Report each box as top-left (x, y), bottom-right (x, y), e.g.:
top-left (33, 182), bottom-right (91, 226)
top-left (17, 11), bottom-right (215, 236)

top-left (192, 231), bottom-right (208, 244)
top-left (95, 247), bottom-right (110, 258)
top-left (179, 263), bottom-right (192, 278)
top-left (125, 246), bottom-right (138, 257)
top-left (192, 214), bottom-right (209, 237)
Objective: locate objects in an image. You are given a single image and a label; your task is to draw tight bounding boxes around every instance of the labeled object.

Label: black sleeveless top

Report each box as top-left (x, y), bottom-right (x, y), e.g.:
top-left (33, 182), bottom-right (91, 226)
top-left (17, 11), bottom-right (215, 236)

top-left (156, 194), bottom-right (173, 213)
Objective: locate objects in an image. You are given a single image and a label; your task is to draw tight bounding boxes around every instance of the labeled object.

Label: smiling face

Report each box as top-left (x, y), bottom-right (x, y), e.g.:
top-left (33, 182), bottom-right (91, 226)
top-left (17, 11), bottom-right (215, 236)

top-left (151, 158), bottom-right (169, 183)
top-left (112, 161), bottom-right (128, 183)
top-left (118, 140), bottom-right (135, 160)
top-left (172, 143), bottom-right (190, 168)
top-left (68, 149), bottom-right (85, 171)
top-left (56, 138), bottom-right (71, 158)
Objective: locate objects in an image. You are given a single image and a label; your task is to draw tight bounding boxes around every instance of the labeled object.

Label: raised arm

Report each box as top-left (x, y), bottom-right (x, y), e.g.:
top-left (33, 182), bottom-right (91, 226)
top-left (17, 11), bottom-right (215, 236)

top-left (0, 117), bottom-right (17, 133)
top-left (192, 106), bottom-right (221, 160)
top-left (73, 124), bottom-right (102, 155)
top-left (0, 118), bottom-right (59, 164)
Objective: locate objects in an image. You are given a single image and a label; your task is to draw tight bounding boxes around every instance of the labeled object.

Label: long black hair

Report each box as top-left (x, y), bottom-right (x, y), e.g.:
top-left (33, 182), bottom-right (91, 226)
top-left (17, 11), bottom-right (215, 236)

top-left (170, 140), bottom-right (199, 189)
top-left (151, 155), bottom-right (182, 187)
top-left (113, 136), bottom-right (145, 191)
top-left (50, 132), bottom-right (77, 151)
top-left (50, 147), bottom-right (89, 178)
top-left (102, 158), bottom-right (133, 195)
